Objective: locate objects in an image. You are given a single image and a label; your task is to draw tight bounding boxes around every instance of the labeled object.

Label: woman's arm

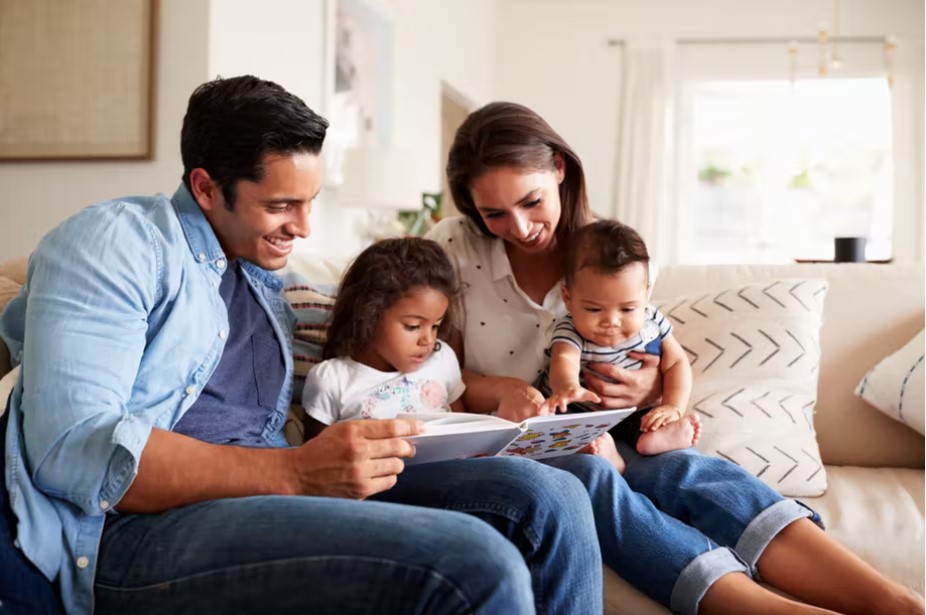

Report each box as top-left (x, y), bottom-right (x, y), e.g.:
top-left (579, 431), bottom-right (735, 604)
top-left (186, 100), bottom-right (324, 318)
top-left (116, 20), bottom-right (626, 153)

top-left (583, 352), bottom-right (663, 409)
top-left (449, 328), bottom-right (550, 421)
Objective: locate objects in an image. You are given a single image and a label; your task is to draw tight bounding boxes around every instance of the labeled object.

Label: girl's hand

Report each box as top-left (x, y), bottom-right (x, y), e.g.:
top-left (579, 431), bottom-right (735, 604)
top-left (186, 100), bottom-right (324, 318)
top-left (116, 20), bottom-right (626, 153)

top-left (496, 380), bottom-right (551, 422)
top-left (546, 385), bottom-right (601, 414)
top-left (640, 404), bottom-right (683, 432)
top-left (584, 352), bottom-right (662, 409)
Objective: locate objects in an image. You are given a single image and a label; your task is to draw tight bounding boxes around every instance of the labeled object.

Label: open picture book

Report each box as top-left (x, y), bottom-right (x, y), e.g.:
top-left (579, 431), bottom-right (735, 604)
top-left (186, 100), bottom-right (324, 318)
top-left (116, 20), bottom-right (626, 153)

top-left (399, 408), bottom-right (635, 465)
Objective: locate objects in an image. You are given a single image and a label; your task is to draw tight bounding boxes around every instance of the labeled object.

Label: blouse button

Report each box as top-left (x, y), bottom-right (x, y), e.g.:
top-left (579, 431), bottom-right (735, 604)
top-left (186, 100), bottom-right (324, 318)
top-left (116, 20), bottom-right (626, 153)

top-left (76, 556), bottom-right (89, 569)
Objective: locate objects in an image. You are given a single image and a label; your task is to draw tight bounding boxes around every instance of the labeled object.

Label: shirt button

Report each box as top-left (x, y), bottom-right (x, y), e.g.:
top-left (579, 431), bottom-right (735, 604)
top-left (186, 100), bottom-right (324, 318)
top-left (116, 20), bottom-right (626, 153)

top-left (100, 500), bottom-right (110, 511)
top-left (197, 253), bottom-right (207, 262)
top-left (185, 385), bottom-right (196, 396)
top-left (76, 556), bottom-right (89, 569)
top-left (216, 259), bottom-right (226, 269)
top-left (218, 330), bottom-right (228, 339)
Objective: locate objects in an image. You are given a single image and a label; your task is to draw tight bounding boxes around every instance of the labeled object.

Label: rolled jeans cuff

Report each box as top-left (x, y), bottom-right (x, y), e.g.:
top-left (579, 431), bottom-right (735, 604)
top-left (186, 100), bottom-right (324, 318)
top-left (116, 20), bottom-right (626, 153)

top-left (735, 498), bottom-right (821, 575)
top-left (670, 547), bottom-right (749, 615)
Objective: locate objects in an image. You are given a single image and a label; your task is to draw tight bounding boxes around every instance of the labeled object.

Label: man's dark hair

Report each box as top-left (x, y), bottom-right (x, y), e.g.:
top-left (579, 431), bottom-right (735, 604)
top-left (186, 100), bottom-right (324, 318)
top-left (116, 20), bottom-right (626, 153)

top-left (324, 238), bottom-right (460, 360)
top-left (180, 75), bottom-right (329, 208)
top-left (565, 220), bottom-right (650, 287)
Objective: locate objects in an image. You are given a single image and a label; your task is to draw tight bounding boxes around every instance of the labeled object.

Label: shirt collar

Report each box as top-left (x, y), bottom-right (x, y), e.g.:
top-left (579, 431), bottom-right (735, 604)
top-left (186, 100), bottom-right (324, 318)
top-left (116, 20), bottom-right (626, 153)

top-left (170, 184), bottom-right (284, 292)
top-left (171, 183), bottom-right (227, 267)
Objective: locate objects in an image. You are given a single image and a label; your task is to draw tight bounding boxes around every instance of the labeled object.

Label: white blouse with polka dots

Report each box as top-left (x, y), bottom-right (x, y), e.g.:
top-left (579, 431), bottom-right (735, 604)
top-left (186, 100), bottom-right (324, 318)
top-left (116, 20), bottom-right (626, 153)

top-left (426, 216), bottom-right (563, 384)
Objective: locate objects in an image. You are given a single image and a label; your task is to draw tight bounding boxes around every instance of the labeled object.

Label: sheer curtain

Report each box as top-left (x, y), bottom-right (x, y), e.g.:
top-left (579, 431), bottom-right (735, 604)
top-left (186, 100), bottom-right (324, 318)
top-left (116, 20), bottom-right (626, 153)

top-left (611, 44), bottom-right (674, 261)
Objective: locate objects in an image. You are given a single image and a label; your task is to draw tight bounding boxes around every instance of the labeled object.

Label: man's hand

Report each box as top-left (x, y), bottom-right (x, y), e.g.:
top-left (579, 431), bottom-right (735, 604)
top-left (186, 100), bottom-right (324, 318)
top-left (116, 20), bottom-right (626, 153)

top-left (288, 419), bottom-right (422, 500)
top-left (640, 404), bottom-right (683, 433)
top-left (584, 352), bottom-right (662, 408)
top-left (546, 385), bottom-right (601, 414)
top-left (496, 381), bottom-right (552, 422)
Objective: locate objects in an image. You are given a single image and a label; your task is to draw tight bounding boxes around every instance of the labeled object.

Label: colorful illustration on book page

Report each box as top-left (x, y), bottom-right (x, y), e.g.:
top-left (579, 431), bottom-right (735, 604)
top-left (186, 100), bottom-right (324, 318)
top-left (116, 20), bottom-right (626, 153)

top-left (499, 421), bottom-right (615, 460)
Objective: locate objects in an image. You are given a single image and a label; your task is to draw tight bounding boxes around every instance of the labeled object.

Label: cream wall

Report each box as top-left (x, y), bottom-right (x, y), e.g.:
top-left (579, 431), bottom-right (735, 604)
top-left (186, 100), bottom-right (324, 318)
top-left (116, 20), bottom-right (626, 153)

top-left (495, 0), bottom-right (925, 263)
top-left (0, 0), bottom-right (210, 262)
top-left (1, 0), bottom-right (920, 263)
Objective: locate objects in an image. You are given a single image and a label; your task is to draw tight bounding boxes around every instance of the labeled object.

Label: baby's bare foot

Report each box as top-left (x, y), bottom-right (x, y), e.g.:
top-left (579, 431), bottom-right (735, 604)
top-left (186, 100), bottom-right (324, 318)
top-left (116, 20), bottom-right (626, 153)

top-left (580, 433), bottom-right (626, 473)
top-left (636, 414), bottom-right (700, 456)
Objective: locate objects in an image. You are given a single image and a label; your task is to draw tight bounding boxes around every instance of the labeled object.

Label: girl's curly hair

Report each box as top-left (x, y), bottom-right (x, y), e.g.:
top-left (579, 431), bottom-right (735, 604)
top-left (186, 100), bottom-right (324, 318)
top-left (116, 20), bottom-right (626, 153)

top-left (323, 237), bottom-right (460, 360)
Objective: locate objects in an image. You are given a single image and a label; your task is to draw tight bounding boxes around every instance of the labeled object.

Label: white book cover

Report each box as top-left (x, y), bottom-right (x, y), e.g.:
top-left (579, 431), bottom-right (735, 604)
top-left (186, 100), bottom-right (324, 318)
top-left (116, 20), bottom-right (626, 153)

top-left (399, 408), bottom-right (635, 465)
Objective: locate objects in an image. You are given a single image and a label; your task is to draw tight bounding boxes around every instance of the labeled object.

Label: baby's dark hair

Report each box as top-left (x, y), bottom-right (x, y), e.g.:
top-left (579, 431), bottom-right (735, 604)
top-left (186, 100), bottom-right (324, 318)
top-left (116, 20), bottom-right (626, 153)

top-left (565, 220), bottom-right (650, 287)
top-left (324, 238), bottom-right (460, 360)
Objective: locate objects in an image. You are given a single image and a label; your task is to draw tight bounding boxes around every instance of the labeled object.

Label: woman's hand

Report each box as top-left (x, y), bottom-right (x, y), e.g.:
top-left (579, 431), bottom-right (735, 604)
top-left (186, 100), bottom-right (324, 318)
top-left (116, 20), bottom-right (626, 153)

top-left (496, 379), bottom-right (552, 422)
top-left (583, 352), bottom-right (662, 409)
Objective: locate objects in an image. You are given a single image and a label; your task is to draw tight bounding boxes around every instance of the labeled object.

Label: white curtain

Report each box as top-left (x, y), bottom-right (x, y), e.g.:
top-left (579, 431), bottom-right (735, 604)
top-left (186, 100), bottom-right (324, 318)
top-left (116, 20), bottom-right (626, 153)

top-left (611, 44), bottom-right (674, 261)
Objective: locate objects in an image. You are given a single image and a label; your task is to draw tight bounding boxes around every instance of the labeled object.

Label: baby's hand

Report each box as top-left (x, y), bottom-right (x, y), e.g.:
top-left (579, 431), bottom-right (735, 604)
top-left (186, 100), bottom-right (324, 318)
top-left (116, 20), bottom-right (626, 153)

top-left (640, 404), bottom-right (683, 432)
top-left (546, 385), bottom-right (601, 414)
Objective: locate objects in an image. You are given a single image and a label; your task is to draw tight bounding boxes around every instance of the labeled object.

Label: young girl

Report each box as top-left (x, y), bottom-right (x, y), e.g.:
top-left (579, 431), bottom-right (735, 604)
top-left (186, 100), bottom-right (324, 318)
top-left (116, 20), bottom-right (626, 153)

top-left (301, 237), bottom-right (465, 439)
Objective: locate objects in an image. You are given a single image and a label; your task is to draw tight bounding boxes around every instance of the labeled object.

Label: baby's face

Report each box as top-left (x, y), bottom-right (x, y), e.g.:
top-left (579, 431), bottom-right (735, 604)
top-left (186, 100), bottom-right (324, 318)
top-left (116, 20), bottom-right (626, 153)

top-left (562, 263), bottom-right (649, 347)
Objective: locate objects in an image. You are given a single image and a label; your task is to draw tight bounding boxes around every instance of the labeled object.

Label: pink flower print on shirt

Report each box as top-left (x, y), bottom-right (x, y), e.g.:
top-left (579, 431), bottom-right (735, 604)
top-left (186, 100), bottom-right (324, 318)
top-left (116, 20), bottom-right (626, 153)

top-left (420, 381), bottom-right (448, 410)
top-left (361, 397), bottom-right (377, 419)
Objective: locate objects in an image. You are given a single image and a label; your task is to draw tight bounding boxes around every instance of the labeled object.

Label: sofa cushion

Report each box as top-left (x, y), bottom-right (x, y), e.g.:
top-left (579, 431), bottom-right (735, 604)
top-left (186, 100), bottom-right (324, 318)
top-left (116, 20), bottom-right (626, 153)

top-left (0, 276), bottom-right (22, 378)
top-left (652, 264), bottom-right (925, 470)
top-left (654, 279), bottom-right (828, 497)
top-left (804, 465), bottom-right (925, 595)
top-left (0, 258), bottom-right (27, 286)
top-left (855, 330), bottom-right (925, 436)
top-left (601, 465), bottom-right (926, 613)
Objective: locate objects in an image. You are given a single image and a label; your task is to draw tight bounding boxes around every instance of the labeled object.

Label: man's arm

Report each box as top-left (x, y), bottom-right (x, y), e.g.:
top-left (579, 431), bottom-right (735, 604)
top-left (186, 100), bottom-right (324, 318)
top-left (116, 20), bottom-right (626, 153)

top-left (118, 419), bottom-right (422, 512)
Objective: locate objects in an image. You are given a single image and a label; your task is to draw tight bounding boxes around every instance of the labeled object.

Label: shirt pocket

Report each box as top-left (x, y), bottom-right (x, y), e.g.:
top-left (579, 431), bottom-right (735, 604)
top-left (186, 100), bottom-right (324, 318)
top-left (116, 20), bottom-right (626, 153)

top-left (252, 333), bottom-right (285, 410)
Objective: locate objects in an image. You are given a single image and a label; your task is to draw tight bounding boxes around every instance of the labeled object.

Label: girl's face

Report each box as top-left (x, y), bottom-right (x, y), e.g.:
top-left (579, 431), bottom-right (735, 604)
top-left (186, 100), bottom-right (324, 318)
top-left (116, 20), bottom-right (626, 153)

top-left (359, 286), bottom-right (450, 373)
top-left (468, 159), bottom-right (564, 256)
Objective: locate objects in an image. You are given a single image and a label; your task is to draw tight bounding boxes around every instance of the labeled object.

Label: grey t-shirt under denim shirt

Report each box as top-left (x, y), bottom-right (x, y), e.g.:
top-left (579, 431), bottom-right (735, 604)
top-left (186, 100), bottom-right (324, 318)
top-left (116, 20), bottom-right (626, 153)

top-left (174, 261), bottom-right (285, 446)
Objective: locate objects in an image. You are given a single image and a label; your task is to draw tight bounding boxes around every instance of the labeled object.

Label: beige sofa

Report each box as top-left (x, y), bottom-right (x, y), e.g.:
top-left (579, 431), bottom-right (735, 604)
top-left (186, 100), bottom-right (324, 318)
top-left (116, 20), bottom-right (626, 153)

top-left (1, 257), bottom-right (923, 613)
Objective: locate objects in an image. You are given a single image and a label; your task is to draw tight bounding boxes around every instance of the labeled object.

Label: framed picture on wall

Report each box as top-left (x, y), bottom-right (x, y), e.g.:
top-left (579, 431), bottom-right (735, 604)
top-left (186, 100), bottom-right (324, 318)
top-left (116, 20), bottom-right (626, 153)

top-left (0, 0), bottom-right (157, 161)
top-left (322, 0), bottom-right (394, 184)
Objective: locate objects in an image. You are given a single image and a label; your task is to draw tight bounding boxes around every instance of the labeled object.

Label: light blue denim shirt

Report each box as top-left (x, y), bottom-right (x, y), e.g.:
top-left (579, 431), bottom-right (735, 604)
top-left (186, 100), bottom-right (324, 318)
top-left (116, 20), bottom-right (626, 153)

top-left (1, 185), bottom-right (295, 614)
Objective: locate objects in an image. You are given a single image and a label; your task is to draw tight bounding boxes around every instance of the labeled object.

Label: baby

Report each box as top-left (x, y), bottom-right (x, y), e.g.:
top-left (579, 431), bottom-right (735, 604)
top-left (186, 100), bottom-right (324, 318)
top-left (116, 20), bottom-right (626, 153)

top-left (539, 220), bottom-right (701, 471)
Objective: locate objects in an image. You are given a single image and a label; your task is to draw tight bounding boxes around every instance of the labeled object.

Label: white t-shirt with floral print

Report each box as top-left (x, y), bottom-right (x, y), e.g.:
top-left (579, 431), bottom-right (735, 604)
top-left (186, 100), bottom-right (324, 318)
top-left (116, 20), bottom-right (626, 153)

top-left (302, 343), bottom-right (465, 425)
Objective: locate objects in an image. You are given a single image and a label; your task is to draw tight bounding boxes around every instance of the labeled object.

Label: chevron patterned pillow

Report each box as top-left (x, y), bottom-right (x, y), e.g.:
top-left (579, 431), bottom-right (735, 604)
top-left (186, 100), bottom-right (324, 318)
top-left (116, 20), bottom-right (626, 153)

top-left (654, 278), bottom-right (829, 497)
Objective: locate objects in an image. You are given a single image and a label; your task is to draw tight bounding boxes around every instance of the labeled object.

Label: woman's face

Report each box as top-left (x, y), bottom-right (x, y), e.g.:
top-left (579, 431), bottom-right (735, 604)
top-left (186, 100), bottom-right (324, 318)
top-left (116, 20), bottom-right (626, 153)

top-left (468, 160), bottom-right (564, 255)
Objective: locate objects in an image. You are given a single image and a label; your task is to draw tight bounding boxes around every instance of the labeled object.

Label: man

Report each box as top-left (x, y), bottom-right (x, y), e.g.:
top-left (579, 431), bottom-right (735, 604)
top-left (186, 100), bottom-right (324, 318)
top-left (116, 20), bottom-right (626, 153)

top-left (0, 76), bottom-right (602, 614)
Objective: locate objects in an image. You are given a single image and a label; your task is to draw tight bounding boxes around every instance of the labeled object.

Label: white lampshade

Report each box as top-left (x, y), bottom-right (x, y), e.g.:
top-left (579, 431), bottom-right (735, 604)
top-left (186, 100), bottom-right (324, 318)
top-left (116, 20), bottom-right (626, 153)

top-left (336, 146), bottom-right (425, 210)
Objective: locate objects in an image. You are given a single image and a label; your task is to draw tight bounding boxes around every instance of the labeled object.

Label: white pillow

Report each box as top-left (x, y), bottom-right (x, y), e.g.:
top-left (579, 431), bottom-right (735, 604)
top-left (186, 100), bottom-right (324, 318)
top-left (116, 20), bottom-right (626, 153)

top-left (654, 278), bottom-right (829, 497)
top-left (855, 330), bottom-right (924, 435)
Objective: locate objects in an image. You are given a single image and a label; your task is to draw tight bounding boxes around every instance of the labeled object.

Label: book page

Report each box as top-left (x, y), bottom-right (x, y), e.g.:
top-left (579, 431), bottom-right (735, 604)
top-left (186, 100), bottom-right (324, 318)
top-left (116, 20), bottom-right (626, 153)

top-left (497, 409), bottom-right (636, 460)
top-left (398, 412), bottom-right (514, 436)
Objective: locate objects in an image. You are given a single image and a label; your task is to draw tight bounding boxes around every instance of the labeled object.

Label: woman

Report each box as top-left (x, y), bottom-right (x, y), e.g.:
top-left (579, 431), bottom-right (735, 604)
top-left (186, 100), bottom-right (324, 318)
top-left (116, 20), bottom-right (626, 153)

top-left (426, 101), bottom-right (922, 615)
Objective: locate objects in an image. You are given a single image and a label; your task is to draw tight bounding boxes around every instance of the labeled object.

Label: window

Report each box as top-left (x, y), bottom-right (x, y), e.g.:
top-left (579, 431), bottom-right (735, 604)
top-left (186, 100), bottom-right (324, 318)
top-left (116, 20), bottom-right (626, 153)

top-left (678, 78), bottom-right (893, 263)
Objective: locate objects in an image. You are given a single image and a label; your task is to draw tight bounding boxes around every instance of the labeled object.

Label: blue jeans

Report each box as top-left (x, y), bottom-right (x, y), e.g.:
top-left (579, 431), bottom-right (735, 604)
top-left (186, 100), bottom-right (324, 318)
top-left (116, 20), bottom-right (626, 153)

top-left (95, 457), bottom-right (602, 615)
top-left (546, 444), bottom-right (820, 615)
